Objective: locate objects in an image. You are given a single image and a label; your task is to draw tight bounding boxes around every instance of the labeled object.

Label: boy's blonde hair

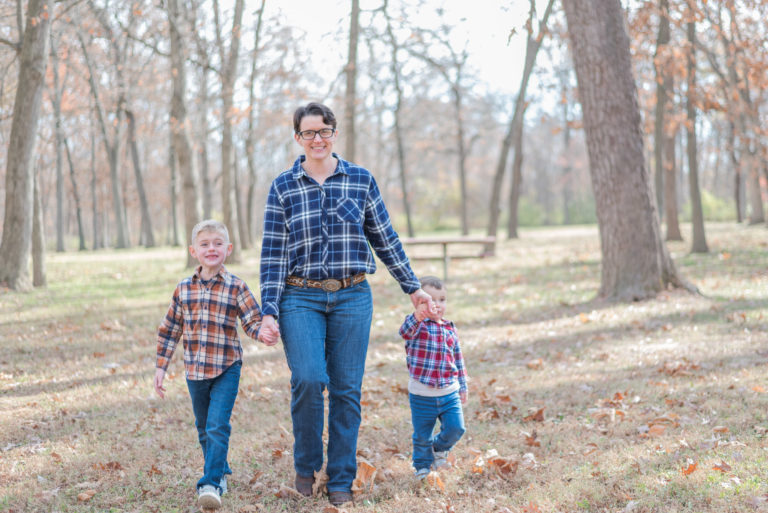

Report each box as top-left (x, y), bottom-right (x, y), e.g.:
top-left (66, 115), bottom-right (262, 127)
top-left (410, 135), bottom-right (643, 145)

top-left (191, 219), bottom-right (230, 243)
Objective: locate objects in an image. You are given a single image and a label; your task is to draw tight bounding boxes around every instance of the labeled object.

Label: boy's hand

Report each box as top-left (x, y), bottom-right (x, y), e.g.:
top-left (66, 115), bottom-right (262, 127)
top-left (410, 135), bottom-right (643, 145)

top-left (410, 289), bottom-right (438, 320)
top-left (154, 368), bottom-right (167, 399)
top-left (258, 315), bottom-right (280, 346)
top-left (460, 390), bottom-right (468, 404)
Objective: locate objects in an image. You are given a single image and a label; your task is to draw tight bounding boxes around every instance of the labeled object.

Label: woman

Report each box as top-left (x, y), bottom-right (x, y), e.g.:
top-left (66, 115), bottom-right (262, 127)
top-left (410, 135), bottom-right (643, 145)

top-left (258, 102), bottom-right (435, 506)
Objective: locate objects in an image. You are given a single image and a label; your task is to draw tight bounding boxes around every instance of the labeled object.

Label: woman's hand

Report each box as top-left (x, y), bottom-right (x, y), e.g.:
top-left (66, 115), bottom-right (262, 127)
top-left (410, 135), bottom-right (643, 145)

top-left (410, 289), bottom-right (438, 320)
top-left (258, 315), bottom-right (281, 346)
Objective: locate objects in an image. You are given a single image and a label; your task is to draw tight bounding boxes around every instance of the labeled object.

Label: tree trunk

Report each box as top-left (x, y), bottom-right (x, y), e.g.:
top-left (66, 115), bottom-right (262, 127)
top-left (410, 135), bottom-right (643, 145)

top-left (64, 139), bottom-right (86, 250)
top-left (0, 0), bottom-right (53, 291)
top-left (51, 32), bottom-right (65, 252)
top-left (652, 0), bottom-right (670, 216)
top-left (345, 0), bottom-right (360, 162)
top-left (487, 0), bottom-right (555, 244)
top-left (126, 110), bottom-right (155, 247)
top-left (90, 109), bottom-right (101, 249)
top-left (245, 1), bottom-right (266, 244)
top-left (507, 124), bottom-right (524, 238)
top-left (383, 0), bottom-right (414, 236)
top-left (686, 19), bottom-right (707, 253)
top-left (663, 124), bottom-right (682, 241)
top-left (562, 0), bottom-right (690, 300)
top-left (168, 0), bottom-right (201, 266)
top-left (168, 134), bottom-right (180, 246)
top-left (32, 169), bottom-right (46, 287)
top-left (727, 121), bottom-right (743, 223)
top-left (77, 29), bottom-right (129, 249)
top-left (215, 0), bottom-right (245, 261)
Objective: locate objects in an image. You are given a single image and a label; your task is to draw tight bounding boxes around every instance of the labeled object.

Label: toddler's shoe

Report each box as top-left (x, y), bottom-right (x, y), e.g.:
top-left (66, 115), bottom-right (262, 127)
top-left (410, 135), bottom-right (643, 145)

top-left (414, 467), bottom-right (430, 481)
top-left (431, 450), bottom-right (451, 470)
top-left (198, 484), bottom-right (222, 510)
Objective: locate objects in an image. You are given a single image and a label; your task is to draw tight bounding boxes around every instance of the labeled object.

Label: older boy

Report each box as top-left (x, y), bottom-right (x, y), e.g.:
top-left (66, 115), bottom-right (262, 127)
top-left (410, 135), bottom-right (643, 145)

top-left (399, 276), bottom-right (468, 480)
top-left (154, 220), bottom-right (275, 510)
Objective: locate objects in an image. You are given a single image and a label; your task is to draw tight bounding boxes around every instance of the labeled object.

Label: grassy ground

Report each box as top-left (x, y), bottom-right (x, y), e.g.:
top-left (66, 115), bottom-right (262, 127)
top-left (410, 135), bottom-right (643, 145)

top-left (1, 222), bottom-right (768, 513)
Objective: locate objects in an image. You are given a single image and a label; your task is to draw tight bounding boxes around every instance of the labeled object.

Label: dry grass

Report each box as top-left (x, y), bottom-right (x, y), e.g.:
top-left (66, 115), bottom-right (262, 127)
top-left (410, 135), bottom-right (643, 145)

top-left (1, 222), bottom-right (768, 513)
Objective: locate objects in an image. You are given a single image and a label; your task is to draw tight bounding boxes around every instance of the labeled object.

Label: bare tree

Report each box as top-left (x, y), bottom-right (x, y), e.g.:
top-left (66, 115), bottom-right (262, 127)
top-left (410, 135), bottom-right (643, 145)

top-left (245, 0), bottom-right (266, 245)
top-left (125, 109), bottom-right (155, 247)
top-left (380, 0), bottom-right (414, 236)
top-left (487, 0), bottom-right (555, 241)
top-left (562, 0), bottom-right (690, 300)
top-left (686, 12), bottom-right (707, 253)
top-left (213, 0), bottom-right (245, 259)
top-left (32, 168), bottom-right (46, 287)
top-left (0, 0), bottom-right (53, 290)
top-left (345, 0), bottom-right (360, 161)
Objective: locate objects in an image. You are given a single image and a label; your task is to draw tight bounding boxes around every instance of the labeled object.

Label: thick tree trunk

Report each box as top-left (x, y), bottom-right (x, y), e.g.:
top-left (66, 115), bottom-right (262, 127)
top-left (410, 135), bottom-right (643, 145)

top-left (345, 0), bottom-right (360, 162)
top-left (562, 0), bottom-right (689, 300)
top-left (0, 0), bottom-right (53, 291)
top-left (168, 0), bottom-right (201, 266)
top-left (90, 112), bottom-right (101, 249)
top-left (727, 122), bottom-right (743, 223)
top-left (126, 110), bottom-right (155, 248)
top-left (32, 170), bottom-right (46, 287)
top-left (686, 19), bottom-right (707, 253)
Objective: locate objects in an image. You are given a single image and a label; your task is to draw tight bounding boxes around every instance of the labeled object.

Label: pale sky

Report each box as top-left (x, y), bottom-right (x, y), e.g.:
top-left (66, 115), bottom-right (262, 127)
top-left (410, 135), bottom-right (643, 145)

top-left (265, 0), bottom-right (532, 97)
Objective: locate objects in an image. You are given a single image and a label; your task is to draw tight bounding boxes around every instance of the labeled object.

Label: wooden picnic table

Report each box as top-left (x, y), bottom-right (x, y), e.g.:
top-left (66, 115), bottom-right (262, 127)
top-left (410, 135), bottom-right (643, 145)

top-left (401, 235), bottom-right (496, 281)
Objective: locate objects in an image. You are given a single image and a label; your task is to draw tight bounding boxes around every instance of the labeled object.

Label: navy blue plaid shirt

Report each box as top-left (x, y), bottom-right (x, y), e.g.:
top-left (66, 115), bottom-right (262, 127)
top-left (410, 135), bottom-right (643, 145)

top-left (260, 154), bottom-right (421, 317)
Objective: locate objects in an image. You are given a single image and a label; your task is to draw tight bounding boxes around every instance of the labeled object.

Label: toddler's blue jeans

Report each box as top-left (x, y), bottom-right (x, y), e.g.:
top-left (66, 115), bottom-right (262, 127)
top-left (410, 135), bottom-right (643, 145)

top-left (409, 390), bottom-right (466, 471)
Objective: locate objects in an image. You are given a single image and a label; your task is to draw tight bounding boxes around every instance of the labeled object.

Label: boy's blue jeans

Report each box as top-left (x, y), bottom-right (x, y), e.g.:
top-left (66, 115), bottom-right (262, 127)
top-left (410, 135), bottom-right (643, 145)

top-left (409, 390), bottom-right (466, 471)
top-left (279, 281), bottom-right (373, 493)
top-left (186, 360), bottom-right (241, 493)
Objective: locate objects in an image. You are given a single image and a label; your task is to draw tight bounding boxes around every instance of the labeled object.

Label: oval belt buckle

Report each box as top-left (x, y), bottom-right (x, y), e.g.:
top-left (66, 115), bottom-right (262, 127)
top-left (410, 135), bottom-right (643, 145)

top-left (322, 279), bottom-right (342, 292)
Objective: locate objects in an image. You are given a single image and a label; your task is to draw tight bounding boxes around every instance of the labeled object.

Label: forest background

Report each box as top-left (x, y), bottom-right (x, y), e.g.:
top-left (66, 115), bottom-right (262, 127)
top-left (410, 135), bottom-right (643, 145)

top-left (2, 0), bottom-right (768, 512)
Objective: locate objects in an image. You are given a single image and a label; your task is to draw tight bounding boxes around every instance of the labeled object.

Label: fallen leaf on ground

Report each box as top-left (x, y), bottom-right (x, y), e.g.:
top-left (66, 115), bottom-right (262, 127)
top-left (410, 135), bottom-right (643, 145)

top-left (275, 485), bottom-right (304, 499)
top-left (526, 358), bottom-right (544, 370)
top-left (682, 462), bottom-right (698, 476)
top-left (523, 408), bottom-right (544, 422)
top-left (713, 426), bottom-right (729, 434)
top-left (77, 490), bottom-right (96, 502)
top-left (712, 461), bottom-right (732, 473)
top-left (426, 472), bottom-right (445, 491)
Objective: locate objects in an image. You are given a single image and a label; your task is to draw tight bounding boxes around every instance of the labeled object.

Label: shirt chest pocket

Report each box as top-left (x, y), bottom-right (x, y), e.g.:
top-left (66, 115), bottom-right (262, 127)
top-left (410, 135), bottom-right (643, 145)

top-left (335, 197), bottom-right (362, 224)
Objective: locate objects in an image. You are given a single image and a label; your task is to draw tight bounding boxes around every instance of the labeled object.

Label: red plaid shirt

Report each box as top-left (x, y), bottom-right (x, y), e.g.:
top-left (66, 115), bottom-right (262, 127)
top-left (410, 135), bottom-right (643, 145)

top-left (399, 314), bottom-right (468, 394)
top-left (156, 266), bottom-right (262, 380)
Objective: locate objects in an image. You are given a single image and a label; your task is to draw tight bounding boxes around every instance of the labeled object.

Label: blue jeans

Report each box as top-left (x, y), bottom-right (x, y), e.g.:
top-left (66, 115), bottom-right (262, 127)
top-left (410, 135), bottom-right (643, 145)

top-left (279, 281), bottom-right (373, 492)
top-left (409, 391), bottom-right (466, 471)
top-left (186, 361), bottom-right (241, 493)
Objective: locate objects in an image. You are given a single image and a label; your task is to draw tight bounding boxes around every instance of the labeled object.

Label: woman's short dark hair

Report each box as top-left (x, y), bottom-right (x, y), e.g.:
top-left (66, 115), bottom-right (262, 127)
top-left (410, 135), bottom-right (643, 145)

top-left (293, 102), bottom-right (337, 133)
top-left (420, 275), bottom-right (444, 290)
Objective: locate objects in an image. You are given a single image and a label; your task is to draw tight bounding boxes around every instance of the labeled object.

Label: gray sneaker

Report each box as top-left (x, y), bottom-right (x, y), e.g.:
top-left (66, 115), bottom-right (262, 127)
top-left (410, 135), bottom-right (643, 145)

top-left (198, 484), bottom-right (221, 510)
top-left (431, 450), bottom-right (450, 470)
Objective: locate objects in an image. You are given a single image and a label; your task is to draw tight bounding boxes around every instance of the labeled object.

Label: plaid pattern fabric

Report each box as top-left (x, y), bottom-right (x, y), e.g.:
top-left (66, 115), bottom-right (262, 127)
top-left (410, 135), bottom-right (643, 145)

top-left (260, 154), bottom-right (420, 317)
top-left (399, 314), bottom-right (468, 394)
top-left (156, 266), bottom-right (262, 380)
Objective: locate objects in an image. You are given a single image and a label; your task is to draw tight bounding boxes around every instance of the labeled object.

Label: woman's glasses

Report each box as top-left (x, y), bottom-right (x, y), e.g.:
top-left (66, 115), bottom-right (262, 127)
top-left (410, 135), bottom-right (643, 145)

top-left (297, 128), bottom-right (336, 140)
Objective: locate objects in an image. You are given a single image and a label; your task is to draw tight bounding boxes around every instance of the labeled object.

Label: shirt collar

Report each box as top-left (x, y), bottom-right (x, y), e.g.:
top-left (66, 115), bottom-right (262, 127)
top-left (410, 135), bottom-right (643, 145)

top-left (192, 265), bottom-right (229, 282)
top-left (291, 153), bottom-right (348, 181)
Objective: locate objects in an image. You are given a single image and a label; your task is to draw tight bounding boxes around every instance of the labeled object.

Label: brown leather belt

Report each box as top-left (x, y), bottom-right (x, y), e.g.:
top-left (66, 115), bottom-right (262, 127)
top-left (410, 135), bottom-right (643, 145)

top-left (286, 273), bottom-right (366, 292)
